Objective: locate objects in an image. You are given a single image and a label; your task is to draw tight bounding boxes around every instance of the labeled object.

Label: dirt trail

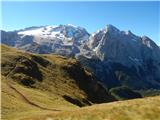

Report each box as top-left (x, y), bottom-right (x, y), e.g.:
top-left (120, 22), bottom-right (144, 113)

top-left (8, 84), bottom-right (61, 111)
top-left (5, 57), bottom-right (61, 112)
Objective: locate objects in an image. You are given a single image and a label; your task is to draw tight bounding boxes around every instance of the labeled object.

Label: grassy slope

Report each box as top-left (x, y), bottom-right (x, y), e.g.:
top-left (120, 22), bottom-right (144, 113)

top-left (23, 96), bottom-right (160, 120)
top-left (1, 44), bottom-right (160, 120)
top-left (1, 75), bottom-right (77, 120)
top-left (0, 45), bottom-right (78, 120)
top-left (1, 44), bottom-right (114, 120)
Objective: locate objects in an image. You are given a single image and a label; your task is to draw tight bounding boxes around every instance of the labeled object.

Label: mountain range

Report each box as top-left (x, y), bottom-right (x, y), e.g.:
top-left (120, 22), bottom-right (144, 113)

top-left (1, 24), bottom-right (160, 120)
top-left (1, 24), bottom-right (160, 93)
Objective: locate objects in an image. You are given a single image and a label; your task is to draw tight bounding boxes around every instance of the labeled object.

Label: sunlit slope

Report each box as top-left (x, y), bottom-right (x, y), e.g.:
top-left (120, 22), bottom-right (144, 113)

top-left (23, 96), bottom-right (160, 120)
top-left (1, 76), bottom-right (64, 120)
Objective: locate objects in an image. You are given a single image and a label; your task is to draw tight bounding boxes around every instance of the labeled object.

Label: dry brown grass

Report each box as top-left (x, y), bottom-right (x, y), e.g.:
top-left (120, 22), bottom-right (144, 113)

top-left (1, 44), bottom-right (160, 120)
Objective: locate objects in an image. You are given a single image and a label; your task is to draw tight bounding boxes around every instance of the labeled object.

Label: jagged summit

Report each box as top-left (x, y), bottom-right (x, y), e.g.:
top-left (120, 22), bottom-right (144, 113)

top-left (1, 24), bottom-right (159, 60)
top-left (1, 23), bottom-right (160, 95)
top-left (105, 24), bottom-right (120, 32)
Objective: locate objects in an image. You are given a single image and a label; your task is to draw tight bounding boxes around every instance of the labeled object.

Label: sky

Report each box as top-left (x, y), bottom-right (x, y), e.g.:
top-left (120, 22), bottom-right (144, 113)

top-left (1, 1), bottom-right (160, 45)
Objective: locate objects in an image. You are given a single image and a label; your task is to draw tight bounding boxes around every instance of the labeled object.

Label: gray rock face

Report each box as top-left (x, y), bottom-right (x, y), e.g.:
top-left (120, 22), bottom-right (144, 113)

top-left (84, 25), bottom-right (160, 89)
top-left (1, 24), bottom-right (160, 90)
top-left (1, 30), bottom-right (19, 46)
top-left (87, 25), bottom-right (160, 66)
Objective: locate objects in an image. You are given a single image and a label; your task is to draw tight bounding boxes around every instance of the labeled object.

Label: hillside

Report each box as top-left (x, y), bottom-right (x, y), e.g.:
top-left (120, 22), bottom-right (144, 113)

top-left (2, 78), bottom-right (160, 120)
top-left (1, 44), bottom-right (116, 120)
top-left (25, 96), bottom-right (160, 120)
top-left (1, 45), bottom-right (159, 120)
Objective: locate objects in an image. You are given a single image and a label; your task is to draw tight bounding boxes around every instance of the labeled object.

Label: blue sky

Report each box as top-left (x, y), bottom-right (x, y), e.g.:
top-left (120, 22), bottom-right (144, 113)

top-left (1, 1), bottom-right (160, 45)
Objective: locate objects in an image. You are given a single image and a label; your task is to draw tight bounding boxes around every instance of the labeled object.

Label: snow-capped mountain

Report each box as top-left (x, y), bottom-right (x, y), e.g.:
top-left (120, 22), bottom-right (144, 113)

top-left (18, 24), bottom-right (89, 44)
top-left (1, 24), bottom-right (89, 55)
top-left (1, 24), bottom-right (160, 90)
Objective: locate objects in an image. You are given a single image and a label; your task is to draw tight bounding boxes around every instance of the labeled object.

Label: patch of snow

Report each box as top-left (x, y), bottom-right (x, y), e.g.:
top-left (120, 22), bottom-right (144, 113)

top-left (145, 40), bottom-right (151, 48)
top-left (67, 24), bottom-right (77, 28)
top-left (93, 44), bottom-right (99, 52)
top-left (123, 30), bottom-right (133, 35)
top-left (18, 27), bottom-right (44, 35)
top-left (129, 56), bottom-right (140, 62)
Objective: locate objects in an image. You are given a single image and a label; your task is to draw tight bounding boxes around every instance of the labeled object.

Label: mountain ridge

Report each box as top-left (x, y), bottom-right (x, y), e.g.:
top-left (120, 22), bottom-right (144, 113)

top-left (1, 24), bottom-right (160, 91)
top-left (1, 23), bottom-right (160, 120)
